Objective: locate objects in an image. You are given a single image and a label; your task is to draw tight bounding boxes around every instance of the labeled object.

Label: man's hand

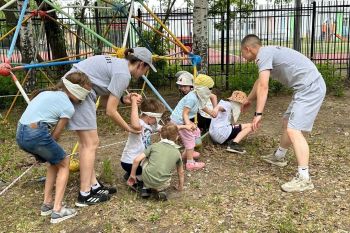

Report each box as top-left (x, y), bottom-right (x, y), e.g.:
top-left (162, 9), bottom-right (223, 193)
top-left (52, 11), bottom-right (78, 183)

top-left (123, 93), bottom-right (142, 105)
top-left (252, 115), bottom-right (262, 132)
top-left (241, 99), bottom-right (251, 113)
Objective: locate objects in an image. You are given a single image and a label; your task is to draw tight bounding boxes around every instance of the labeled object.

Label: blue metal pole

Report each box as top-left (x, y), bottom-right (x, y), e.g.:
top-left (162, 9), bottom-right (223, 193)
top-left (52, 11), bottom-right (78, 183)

top-left (142, 75), bottom-right (173, 112)
top-left (7, 0), bottom-right (30, 60)
top-left (17, 60), bottom-right (81, 70)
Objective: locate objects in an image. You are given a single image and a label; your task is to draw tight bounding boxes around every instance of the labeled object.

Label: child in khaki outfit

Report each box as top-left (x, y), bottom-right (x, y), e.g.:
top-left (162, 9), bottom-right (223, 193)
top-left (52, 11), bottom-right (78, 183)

top-left (127, 123), bottom-right (184, 200)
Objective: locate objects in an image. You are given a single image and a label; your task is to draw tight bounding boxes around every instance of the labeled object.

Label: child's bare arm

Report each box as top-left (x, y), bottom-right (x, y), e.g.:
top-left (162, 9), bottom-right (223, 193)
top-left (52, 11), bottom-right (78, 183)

top-left (51, 118), bottom-right (69, 141)
top-left (201, 106), bottom-right (218, 118)
top-left (127, 153), bottom-right (146, 186)
top-left (176, 164), bottom-right (184, 191)
top-left (130, 153), bottom-right (146, 178)
top-left (129, 95), bottom-right (142, 131)
top-left (182, 107), bottom-right (196, 130)
top-left (209, 93), bottom-right (218, 107)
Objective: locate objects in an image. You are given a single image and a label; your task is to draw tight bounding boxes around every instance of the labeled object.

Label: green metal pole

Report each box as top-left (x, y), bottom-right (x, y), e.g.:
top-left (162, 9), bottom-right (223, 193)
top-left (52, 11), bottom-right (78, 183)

top-left (43, 0), bottom-right (117, 49)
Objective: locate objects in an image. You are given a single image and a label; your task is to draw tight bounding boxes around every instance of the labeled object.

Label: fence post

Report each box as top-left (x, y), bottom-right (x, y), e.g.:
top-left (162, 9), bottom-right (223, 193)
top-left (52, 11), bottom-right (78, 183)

top-left (310, 1), bottom-right (316, 60)
top-left (225, 0), bottom-right (230, 90)
top-left (293, 0), bottom-right (302, 52)
top-left (94, 2), bottom-right (102, 55)
top-left (221, 7), bottom-right (225, 73)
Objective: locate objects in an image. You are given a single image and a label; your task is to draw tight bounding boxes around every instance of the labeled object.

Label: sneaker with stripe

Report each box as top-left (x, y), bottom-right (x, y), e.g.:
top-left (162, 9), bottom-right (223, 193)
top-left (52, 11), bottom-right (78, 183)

top-left (75, 192), bottom-right (110, 207)
top-left (91, 180), bottom-right (117, 195)
top-left (50, 207), bottom-right (77, 224)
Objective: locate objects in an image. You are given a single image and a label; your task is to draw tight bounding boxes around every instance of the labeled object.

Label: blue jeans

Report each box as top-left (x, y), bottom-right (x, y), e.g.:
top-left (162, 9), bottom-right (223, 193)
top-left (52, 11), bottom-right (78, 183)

top-left (16, 122), bottom-right (66, 165)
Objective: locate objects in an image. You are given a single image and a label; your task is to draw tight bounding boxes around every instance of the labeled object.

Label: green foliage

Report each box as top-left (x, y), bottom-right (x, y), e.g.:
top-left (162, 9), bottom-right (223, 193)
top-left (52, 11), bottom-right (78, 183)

top-left (101, 158), bottom-right (114, 184)
top-left (0, 76), bottom-right (19, 109)
top-left (316, 63), bottom-right (345, 96)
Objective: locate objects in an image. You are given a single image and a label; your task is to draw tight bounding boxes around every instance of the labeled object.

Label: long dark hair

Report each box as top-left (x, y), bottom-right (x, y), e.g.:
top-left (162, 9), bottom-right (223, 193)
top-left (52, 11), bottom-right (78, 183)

top-left (30, 72), bottom-right (91, 100)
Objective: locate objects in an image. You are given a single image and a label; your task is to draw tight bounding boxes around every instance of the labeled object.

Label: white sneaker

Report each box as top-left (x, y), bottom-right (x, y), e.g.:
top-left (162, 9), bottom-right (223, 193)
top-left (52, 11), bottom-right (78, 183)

top-left (281, 174), bottom-right (314, 192)
top-left (262, 152), bottom-right (288, 167)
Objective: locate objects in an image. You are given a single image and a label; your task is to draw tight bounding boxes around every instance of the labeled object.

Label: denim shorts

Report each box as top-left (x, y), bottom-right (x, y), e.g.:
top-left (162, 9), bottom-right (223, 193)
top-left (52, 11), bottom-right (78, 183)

top-left (16, 122), bottom-right (66, 165)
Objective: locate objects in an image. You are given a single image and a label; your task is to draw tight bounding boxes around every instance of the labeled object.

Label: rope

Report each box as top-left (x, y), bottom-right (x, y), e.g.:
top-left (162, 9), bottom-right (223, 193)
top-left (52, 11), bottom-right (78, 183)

top-left (0, 139), bottom-right (127, 196)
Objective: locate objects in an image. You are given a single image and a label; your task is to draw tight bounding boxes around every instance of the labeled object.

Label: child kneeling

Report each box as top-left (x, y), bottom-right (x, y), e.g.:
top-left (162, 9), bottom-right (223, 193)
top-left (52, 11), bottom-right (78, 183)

top-left (209, 91), bottom-right (252, 154)
top-left (127, 123), bottom-right (184, 200)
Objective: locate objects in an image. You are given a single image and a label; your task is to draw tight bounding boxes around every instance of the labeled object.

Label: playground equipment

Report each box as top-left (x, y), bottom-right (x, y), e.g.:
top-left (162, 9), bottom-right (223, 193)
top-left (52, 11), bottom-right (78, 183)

top-left (0, 0), bottom-right (205, 193)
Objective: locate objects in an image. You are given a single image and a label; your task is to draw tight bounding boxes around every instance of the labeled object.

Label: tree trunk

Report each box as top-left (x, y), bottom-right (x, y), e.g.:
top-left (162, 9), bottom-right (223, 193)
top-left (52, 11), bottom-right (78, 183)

top-left (35, 0), bottom-right (69, 76)
top-left (193, 0), bottom-right (209, 74)
top-left (75, 0), bottom-right (90, 58)
top-left (17, 0), bottom-right (37, 92)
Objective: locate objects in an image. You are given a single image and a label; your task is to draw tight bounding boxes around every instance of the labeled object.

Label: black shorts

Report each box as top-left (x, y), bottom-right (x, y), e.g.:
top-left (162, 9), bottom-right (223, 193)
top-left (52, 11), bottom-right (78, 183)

top-left (121, 162), bottom-right (142, 176)
top-left (224, 124), bottom-right (242, 144)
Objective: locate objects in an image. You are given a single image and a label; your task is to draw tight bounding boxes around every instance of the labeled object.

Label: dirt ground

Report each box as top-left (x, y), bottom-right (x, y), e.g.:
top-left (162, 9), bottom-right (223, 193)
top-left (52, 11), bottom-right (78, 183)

top-left (0, 90), bottom-right (349, 233)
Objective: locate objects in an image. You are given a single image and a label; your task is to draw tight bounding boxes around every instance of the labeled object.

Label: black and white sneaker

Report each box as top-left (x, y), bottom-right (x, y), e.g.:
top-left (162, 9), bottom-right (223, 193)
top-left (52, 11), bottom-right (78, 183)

top-left (140, 188), bottom-right (151, 198)
top-left (226, 141), bottom-right (246, 154)
top-left (75, 192), bottom-right (110, 207)
top-left (91, 181), bottom-right (117, 195)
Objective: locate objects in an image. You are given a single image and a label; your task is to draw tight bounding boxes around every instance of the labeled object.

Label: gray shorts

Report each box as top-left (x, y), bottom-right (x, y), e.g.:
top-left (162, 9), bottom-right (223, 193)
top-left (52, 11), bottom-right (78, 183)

top-left (67, 89), bottom-right (98, 130)
top-left (283, 77), bottom-right (326, 132)
top-left (63, 67), bottom-right (99, 131)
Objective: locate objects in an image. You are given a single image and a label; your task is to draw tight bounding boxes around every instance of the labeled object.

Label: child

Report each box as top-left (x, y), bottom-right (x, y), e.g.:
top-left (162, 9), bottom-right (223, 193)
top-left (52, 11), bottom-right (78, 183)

top-left (175, 71), bottom-right (193, 96)
top-left (176, 72), bottom-right (218, 134)
top-left (120, 96), bottom-right (166, 182)
top-left (16, 72), bottom-right (91, 223)
top-left (127, 123), bottom-right (184, 201)
top-left (196, 74), bottom-right (218, 133)
top-left (209, 91), bottom-right (252, 154)
top-left (170, 74), bottom-right (218, 171)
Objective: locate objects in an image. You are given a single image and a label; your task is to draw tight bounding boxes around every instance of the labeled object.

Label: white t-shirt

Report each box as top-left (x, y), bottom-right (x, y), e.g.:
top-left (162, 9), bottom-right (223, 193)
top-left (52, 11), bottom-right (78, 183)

top-left (121, 119), bottom-right (155, 164)
top-left (209, 100), bottom-right (239, 144)
top-left (198, 100), bottom-right (213, 119)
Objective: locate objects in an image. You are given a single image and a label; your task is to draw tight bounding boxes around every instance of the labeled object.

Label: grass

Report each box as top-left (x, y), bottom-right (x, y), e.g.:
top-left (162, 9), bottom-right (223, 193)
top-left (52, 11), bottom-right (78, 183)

top-left (0, 89), bottom-right (349, 232)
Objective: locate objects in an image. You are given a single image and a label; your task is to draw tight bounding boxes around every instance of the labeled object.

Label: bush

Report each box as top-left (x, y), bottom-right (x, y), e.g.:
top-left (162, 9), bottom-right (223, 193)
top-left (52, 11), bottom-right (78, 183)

top-left (316, 63), bottom-right (345, 96)
top-left (0, 76), bottom-right (19, 109)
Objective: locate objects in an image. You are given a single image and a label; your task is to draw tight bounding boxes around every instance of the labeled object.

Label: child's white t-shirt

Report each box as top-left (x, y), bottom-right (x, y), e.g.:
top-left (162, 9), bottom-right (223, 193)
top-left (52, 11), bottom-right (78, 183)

top-left (121, 119), bottom-right (154, 164)
top-left (209, 100), bottom-right (234, 144)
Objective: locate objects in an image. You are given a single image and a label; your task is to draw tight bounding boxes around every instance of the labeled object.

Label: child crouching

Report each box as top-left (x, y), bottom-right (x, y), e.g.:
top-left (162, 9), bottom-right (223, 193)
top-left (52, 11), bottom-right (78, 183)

top-left (127, 123), bottom-right (184, 201)
top-left (209, 91), bottom-right (252, 154)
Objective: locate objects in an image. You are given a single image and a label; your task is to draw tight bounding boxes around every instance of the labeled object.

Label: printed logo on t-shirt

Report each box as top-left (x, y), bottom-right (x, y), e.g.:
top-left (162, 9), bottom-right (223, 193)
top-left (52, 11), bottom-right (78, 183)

top-left (142, 128), bottom-right (152, 148)
top-left (105, 56), bottom-right (112, 64)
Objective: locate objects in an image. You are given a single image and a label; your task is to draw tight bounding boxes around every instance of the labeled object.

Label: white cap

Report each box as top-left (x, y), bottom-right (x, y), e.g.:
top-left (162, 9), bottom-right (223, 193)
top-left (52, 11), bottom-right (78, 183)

top-left (176, 71), bottom-right (193, 86)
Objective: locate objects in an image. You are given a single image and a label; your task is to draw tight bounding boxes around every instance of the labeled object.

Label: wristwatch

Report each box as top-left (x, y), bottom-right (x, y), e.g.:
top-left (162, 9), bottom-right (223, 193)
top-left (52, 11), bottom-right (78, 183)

top-left (254, 112), bottom-right (263, 116)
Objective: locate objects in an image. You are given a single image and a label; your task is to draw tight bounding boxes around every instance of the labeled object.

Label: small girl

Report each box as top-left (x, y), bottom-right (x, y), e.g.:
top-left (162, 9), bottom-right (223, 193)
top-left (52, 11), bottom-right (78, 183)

top-left (209, 91), bottom-right (252, 154)
top-left (16, 72), bottom-right (91, 224)
top-left (170, 74), bottom-right (218, 171)
top-left (120, 96), bottom-right (166, 182)
top-left (175, 70), bottom-right (193, 96)
top-left (127, 123), bottom-right (184, 201)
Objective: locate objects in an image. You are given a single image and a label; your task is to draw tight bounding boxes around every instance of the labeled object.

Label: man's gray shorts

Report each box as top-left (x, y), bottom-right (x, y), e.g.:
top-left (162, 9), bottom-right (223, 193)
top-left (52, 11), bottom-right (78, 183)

top-left (283, 77), bottom-right (326, 132)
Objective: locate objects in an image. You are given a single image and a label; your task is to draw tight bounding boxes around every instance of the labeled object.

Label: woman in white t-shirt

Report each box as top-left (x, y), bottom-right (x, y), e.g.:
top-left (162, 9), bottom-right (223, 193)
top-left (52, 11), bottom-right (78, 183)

top-left (209, 91), bottom-right (252, 154)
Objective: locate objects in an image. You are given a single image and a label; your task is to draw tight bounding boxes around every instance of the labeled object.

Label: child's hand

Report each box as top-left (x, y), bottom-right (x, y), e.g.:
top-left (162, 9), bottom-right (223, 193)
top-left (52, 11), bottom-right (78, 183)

top-left (125, 93), bottom-right (142, 105)
top-left (182, 124), bottom-right (193, 131)
top-left (190, 122), bottom-right (197, 131)
top-left (127, 176), bottom-right (137, 186)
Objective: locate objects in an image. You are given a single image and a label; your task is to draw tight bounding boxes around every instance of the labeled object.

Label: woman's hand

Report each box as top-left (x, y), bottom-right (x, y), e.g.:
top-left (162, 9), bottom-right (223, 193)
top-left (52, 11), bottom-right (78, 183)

top-left (124, 93), bottom-right (142, 105)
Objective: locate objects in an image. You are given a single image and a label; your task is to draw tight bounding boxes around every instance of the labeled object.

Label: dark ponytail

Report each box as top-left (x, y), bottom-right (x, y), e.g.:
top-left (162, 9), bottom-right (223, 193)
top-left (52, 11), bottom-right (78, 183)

top-left (124, 48), bottom-right (149, 68)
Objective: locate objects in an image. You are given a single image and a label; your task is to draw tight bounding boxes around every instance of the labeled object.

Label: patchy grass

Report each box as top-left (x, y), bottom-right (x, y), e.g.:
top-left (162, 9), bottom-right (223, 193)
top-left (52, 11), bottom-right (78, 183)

top-left (0, 90), bottom-right (350, 232)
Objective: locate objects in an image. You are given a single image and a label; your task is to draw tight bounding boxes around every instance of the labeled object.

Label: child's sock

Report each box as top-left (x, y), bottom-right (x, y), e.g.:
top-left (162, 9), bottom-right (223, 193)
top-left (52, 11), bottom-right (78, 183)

top-left (275, 146), bottom-right (288, 159)
top-left (80, 191), bottom-right (90, 196)
top-left (91, 182), bottom-right (101, 190)
top-left (298, 166), bottom-right (310, 180)
top-left (187, 159), bottom-right (195, 164)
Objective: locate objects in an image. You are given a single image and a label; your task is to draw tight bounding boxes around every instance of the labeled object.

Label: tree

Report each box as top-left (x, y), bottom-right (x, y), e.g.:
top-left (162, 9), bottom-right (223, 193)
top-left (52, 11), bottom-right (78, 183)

top-left (193, 0), bottom-right (209, 74)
